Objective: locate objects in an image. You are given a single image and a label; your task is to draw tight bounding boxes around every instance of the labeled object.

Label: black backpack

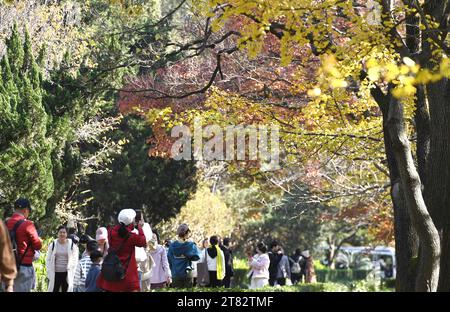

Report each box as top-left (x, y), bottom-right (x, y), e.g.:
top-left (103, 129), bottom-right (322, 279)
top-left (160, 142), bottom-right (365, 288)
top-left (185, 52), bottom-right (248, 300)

top-left (101, 230), bottom-right (131, 282)
top-left (9, 219), bottom-right (30, 270)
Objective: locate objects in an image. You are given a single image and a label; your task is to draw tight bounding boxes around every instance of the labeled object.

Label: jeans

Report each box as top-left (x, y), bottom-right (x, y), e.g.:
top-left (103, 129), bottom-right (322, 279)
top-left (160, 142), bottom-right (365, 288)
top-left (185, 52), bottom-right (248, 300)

top-left (73, 285), bottom-right (86, 292)
top-left (14, 266), bottom-right (35, 292)
top-left (138, 271), bottom-right (142, 291)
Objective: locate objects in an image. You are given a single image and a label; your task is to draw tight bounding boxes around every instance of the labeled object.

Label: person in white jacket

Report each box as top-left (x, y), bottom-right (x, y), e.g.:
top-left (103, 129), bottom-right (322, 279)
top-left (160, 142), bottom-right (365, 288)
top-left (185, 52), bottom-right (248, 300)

top-left (148, 232), bottom-right (171, 289)
top-left (248, 242), bottom-right (270, 289)
top-left (138, 241), bottom-right (155, 292)
top-left (199, 236), bottom-right (225, 287)
top-left (132, 210), bottom-right (153, 291)
top-left (46, 225), bottom-right (79, 292)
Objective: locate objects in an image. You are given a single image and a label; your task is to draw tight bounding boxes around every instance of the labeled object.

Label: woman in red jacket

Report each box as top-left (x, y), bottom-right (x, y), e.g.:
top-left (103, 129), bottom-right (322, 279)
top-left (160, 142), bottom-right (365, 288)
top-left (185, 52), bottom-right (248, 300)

top-left (96, 209), bottom-right (147, 292)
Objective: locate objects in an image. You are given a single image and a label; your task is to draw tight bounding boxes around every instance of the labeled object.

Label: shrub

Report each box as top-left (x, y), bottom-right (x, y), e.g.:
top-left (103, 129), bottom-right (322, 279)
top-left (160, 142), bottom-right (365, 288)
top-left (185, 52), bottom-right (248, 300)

top-left (316, 269), bottom-right (372, 283)
top-left (381, 278), bottom-right (396, 290)
top-left (349, 280), bottom-right (380, 292)
top-left (151, 282), bottom-right (350, 292)
top-left (284, 283), bottom-right (348, 292)
top-left (33, 237), bottom-right (53, 292)
top-left (232, 268), bottom-right (249, 289)
top-left (314, 259), bottom-right (328, 270)
top-left (321, 283), bottom-right (350, 292)
top-left (231, 258), bottom-right (250, 288)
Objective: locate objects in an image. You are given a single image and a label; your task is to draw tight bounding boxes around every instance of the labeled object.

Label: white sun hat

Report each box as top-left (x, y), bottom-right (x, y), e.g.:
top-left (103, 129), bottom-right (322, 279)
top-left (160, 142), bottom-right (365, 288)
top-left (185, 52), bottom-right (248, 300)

top-left (118, 209), bottom-right (136, 226)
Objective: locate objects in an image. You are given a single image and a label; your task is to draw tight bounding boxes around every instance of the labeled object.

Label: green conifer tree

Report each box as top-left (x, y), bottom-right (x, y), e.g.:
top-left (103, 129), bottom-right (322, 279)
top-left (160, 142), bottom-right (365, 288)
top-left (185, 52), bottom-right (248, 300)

top-left (0, 25), bottom-right (54, 217)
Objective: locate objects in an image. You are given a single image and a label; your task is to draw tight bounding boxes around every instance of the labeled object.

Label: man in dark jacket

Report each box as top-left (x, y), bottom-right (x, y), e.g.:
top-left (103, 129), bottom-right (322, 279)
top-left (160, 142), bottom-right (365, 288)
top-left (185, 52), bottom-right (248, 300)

top-left (220, 237), bottom-right (234, 288)
top-left (268, 241), bottom-right (282, 286)
top-left (0, 219), bottom-right (17, 292)
top-left (6, 198), bottom-right (42, 292)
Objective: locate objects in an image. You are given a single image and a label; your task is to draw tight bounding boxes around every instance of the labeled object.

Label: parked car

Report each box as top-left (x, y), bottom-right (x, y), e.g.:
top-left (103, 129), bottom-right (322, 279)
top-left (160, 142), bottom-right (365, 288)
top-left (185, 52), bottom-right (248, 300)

top-left (326, 246), bottom-right (396, 278)
top-left (370, 246), bottom-right (396, 278)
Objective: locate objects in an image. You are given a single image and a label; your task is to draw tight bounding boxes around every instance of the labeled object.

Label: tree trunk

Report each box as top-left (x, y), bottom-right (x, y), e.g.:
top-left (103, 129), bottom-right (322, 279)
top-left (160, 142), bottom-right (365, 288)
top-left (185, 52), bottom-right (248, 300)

top-left (414, 86), bottom-right (430, 185)
top-left (439, 227), bottom-right (450, 291)
top-left (425, 79), bottom-right (450, 291)
top-left (374, 87), bottom-right (419, 291)
top-left (387, 94), bottom-right (441, 291)
top-left (391, 181), bottom-right (419, 291)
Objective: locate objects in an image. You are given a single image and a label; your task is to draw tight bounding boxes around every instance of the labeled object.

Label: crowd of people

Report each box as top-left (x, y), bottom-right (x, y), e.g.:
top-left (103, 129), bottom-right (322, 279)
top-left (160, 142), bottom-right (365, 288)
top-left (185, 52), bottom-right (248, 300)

top-left (0, 198), bottom-right (316, 292)
top-left (245, 241), bottom-right (316, 289)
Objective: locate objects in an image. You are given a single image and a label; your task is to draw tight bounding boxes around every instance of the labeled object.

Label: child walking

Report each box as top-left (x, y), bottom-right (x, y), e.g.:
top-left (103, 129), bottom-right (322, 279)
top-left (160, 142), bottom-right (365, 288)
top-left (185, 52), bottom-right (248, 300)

top-left (85, 250), bottom-right (103, 292)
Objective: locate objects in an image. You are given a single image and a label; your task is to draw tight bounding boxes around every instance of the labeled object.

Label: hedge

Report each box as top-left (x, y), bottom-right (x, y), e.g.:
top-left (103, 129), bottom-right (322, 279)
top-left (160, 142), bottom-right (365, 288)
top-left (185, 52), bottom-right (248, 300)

top-left (152, 283), bottom-right (350, 292)
top-left (232, 268), bottom-right (375, 288)
top-left (315, 269), bottom-right (372, 283)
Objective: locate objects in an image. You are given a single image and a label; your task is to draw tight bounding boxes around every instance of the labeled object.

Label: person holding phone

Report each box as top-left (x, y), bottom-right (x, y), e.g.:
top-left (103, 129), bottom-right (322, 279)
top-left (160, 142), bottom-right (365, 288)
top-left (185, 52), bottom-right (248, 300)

top-left (133, 210), bottom-right (153, 291)
top-left (96, 209), bottom-right (147, 292)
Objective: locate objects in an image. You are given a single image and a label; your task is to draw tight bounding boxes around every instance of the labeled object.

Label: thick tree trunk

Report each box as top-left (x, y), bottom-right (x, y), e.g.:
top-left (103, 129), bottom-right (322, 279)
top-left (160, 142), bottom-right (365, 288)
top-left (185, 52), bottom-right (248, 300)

top-left (420, 0), bottom-right (450, 226)
top-left (419, 0), bottom-right (450, 290)
top-left (387, 94), bottom-right (441, 291)
top-left (374, 87), bottom-right (419, 291)
top-left (421, 67), bottom-right (450, 230)
top-left (411, 0), bottom-right (450, 290)
top-left (391, 181), bottom-right (419, 291)
top-left (439, 227), bottom-right (450, 291)
top-left (425, 79), bottom-right (450, 291)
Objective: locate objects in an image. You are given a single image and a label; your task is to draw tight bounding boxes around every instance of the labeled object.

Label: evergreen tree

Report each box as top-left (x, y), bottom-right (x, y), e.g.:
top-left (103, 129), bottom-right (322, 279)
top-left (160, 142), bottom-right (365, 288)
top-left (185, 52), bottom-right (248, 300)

top-left (0, 25), bottom-right (54, 217)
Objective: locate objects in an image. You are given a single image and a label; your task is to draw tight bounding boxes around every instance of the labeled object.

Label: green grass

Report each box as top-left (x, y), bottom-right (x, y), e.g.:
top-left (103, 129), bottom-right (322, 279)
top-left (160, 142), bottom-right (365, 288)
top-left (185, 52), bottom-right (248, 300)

top-left (151, 283), bottom-right (349, 292)
top-left (151, 281), bottom-right (394, 292)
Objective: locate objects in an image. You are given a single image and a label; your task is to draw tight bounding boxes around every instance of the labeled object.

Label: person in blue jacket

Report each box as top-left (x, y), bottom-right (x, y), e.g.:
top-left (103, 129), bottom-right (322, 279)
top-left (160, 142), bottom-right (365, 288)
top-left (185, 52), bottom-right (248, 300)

top-left (85, 249), bottom-right (103, 292)
top-left (167, 224), bottom-right (200, 288)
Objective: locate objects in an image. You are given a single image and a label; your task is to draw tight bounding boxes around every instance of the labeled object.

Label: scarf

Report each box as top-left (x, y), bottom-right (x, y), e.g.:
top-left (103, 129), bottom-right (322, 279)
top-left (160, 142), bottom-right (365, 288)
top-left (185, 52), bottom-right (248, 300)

top-left (215, 245), bottom-right (224, 280)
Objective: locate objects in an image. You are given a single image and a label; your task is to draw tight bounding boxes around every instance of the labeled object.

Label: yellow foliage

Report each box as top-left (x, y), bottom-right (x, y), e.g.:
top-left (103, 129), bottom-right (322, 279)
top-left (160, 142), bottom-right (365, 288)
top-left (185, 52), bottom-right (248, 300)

top-left (190, 0), bottom-right (447, 103)
top-left (157, 185), bottom-right (236, 244)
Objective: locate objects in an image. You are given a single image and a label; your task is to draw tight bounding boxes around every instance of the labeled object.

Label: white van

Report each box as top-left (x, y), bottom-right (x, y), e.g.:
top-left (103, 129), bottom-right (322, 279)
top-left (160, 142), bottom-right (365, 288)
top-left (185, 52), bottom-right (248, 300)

top-left (334, 246), bottom-right (396, 278)
top-left (370, 246), bottom-right (396, 278)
